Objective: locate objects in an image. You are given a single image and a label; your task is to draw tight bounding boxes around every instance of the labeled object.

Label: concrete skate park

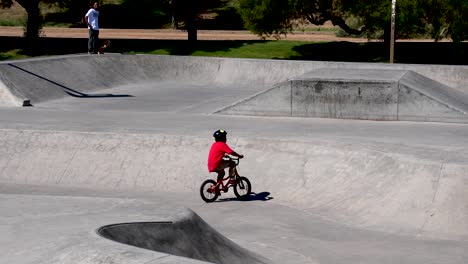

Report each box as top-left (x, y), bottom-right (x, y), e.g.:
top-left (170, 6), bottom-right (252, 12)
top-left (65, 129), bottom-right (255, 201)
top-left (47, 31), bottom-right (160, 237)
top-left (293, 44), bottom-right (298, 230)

top-left (1, 54), bottom-right (468, 264)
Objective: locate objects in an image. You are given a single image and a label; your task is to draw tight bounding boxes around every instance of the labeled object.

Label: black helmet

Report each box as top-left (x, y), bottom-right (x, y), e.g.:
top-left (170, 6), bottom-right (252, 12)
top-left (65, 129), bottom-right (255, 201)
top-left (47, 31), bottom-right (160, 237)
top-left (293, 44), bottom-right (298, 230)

top-left (213, 129), bottom-right (227, 141)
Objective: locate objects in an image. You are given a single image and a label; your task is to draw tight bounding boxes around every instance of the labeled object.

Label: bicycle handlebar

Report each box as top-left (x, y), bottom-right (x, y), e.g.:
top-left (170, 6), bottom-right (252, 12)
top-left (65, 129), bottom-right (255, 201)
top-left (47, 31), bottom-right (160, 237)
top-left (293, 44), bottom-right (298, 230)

top-left (224, 155), bottom-right (241, 165)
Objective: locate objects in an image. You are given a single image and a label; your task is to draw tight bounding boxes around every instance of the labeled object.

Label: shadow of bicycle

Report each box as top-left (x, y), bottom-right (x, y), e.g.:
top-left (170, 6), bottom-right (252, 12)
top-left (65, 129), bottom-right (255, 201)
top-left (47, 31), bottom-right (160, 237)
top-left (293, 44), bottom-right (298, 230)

top-left (216, 192), bottom-right (274, 203)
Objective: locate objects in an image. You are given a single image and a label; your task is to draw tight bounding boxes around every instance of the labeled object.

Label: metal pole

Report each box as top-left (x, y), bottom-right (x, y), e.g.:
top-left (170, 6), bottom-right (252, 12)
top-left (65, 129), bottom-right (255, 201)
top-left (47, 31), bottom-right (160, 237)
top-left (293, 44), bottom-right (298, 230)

top-left (390, 0), bottom-right (396, 63)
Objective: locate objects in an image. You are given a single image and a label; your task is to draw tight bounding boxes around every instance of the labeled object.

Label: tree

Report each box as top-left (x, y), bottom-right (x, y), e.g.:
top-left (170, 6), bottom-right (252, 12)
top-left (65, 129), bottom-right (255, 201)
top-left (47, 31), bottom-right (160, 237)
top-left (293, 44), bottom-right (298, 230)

top-left (441, 0), bottom-right (468, 43)
top-left (117, 0), bottom-right (172, 29)
top-left (172, 0), bottom-right (232, 42)
top-left (236, 0), bottom-right (467, 43)
top-left (236, 0), bottom-right (366, 38)
top-left (1, 0), bottom-right (42, 43)
top-left (118, 0), bottom-right (228, 42)
top-left (0, 0), bottom-right (85, 54)
top-left (171, 0), bottom-right (199, 41)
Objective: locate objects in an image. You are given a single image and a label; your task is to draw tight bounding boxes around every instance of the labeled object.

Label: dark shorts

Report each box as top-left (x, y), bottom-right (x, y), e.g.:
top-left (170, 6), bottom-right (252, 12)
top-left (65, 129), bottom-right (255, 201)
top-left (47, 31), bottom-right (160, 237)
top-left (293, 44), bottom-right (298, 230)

top-left (213, 159), bottom-right (233, 172)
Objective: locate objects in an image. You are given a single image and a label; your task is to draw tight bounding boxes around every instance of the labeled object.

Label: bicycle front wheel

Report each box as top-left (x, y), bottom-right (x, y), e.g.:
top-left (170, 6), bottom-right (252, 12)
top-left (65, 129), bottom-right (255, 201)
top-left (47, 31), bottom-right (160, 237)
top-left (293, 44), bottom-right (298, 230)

top-left (200, 179), bottom-right (219, 203)
top-left (234, 176), bottom-right (251, 200)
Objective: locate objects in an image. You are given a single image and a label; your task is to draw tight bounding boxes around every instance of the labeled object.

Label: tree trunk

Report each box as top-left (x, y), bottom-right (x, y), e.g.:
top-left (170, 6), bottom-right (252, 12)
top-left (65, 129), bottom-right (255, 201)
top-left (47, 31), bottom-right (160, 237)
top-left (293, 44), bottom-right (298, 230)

top-left (186, 11), bottom-right (197, 43)
top-left (16, 0), bottom-right (42, 55)
top-left (187, 26), bottom-right (197, 42)
top-left (186, 1), bottom-right (198, 43)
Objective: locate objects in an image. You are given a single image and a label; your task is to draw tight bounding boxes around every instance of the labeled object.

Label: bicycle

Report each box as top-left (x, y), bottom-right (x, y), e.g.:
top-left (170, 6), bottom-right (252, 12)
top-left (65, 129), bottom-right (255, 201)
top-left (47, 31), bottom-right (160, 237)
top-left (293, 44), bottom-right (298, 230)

top-left (200, 156), bottom-right (251, 203)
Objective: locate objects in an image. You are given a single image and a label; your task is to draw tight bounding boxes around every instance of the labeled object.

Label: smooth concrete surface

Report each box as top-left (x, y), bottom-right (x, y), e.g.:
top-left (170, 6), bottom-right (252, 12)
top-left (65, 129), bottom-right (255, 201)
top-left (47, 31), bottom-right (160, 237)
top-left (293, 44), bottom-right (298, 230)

top-left (0, 192), bottom-right (210, 264)
top-left (98, 211), bottom-right (270, 264)
top-left (218, 68), bottom-right (468, 122)
top-left (398, 71), bottom-right (468, 122)
top-left (0, 55), bottom-right (468, 264)
top-left (1, 54), bottom-right (468, 107)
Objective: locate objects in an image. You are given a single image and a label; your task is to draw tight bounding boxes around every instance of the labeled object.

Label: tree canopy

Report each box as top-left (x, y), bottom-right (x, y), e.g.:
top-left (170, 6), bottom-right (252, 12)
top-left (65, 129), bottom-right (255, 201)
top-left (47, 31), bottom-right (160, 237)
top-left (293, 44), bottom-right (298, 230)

top-left (172, 0), bottom-right (233, 41)
top-left (0, 0), bottom-right (89, 53)
top-left (235, 0), bottom-right (468, 42)
top-left (2, 0), bottom-right (466, 51)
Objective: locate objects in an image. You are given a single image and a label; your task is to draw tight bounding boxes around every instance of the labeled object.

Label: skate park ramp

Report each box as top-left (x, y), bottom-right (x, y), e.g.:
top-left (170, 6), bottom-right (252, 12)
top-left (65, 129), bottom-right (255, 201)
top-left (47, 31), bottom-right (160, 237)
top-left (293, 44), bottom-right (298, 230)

top-left (98, 209), bottom-right (270, 264)
top-left (1, 54), bottom-right (468, 111)
top-left (1, 54), bottom-right (468, 264)
top-left (217, 68), bottom-right (468, 123)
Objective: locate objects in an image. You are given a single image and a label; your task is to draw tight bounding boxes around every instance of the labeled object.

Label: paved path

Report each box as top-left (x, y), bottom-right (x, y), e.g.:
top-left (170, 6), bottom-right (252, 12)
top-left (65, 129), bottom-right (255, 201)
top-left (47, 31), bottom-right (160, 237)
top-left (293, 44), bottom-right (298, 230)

top-left (0, 26), bottom-right (452, 42)
top-left (0, 26), bottom-right (365, 42)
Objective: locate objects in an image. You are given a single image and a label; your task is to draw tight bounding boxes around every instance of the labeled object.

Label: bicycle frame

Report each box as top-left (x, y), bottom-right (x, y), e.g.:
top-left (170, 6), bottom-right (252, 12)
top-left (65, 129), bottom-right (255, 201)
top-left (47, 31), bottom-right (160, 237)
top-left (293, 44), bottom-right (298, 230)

top-left (200, 156), bottom-right (251, 202)
top-left (209, 157), bottom-right (240, 193)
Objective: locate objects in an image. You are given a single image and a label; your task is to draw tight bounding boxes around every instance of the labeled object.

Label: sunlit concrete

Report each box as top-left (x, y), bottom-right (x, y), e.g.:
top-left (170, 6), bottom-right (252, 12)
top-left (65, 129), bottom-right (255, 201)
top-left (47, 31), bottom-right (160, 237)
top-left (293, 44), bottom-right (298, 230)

top-left (0, 55), bottom-right (467, 264)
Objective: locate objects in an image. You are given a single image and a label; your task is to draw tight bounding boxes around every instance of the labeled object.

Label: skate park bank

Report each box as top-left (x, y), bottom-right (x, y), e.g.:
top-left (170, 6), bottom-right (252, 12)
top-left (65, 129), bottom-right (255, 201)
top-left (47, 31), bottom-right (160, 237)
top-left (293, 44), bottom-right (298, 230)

top-left (0, 55), bottom-right (468, 263)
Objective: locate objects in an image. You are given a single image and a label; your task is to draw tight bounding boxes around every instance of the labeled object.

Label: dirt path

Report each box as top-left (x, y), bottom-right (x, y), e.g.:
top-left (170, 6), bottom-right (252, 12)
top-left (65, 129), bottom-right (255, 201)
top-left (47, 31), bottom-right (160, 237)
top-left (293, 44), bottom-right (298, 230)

top-left (1, 26), bottom-right (449, 43)
top-left (0, 26), bottom-right (370, 42)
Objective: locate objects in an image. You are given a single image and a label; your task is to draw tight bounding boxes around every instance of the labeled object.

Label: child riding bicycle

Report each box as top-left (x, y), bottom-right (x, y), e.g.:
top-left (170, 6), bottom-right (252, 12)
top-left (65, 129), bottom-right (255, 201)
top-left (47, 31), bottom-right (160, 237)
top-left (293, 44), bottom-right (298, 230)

top-left (207, 130), bottom-right (244, 188)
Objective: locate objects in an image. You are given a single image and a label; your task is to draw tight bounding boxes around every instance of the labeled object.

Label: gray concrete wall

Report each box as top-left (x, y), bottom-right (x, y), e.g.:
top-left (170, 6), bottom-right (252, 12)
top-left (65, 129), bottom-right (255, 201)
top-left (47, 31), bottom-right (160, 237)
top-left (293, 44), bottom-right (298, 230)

top-left (1, 55), bottom-right (468, 106)
top-left (291, 80), bottom-right (399, 120)
top-left (218, 69), bottom-right (468, 123)
top-left (1, 129), bottom-right (467, 241)
top-left (398, 71), bottom-right (468, 122)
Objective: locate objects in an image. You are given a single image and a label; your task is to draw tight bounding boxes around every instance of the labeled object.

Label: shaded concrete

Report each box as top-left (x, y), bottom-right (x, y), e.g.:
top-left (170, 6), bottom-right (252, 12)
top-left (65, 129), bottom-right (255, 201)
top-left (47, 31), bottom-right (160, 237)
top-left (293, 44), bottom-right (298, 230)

top-left (98, 210), bottom-right (270, 264)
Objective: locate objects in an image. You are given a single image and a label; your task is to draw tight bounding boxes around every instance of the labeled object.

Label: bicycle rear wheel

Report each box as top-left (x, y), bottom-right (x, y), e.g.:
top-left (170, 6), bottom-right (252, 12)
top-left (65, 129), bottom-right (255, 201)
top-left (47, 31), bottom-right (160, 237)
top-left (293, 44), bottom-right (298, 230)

top-left (200, 179), bottom-right (219, 203)
top-left (234, 176), bottom-right (251, 200)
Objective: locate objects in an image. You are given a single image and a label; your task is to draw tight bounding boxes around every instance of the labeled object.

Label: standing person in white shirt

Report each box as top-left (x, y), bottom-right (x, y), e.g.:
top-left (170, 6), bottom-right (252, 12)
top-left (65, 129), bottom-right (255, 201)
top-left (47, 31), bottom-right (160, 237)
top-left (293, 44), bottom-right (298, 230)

top-left (85, 2), bottom-right (100, 54)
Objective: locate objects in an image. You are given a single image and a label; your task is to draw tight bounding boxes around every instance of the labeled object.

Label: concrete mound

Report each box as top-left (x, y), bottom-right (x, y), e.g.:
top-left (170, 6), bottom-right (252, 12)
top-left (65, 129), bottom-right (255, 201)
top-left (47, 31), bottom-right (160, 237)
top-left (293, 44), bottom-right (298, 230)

top-left (217, 68), bottom-right (468, 123)
top-left (98, 209), bottom-right (270, 264)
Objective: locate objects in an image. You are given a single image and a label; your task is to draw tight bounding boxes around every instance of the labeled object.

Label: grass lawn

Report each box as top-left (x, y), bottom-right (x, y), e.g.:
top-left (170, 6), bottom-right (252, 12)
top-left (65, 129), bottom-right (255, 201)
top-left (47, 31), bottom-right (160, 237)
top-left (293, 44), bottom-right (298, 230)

top-left (0, 49), bottom-right (28, 61)
top-left (0, 38), bottom-right (307, 61)
top-left (0, 3), bottom-right (25, 26)
top-left (0, 36), bottom-right (466, 65)
top-left (133, 41), bottom-right (305, 60)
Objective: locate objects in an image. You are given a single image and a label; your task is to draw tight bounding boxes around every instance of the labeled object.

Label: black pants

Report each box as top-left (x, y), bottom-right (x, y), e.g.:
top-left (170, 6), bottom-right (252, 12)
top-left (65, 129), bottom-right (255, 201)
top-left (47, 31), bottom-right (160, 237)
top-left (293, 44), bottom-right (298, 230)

top-left (88, 29), bottom-right (100, 53)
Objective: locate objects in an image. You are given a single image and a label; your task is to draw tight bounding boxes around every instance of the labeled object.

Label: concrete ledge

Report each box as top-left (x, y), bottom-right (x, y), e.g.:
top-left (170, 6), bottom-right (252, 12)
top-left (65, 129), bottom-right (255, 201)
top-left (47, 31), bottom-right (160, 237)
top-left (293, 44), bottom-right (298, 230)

top-left (218, 68), bottom-right (468, 123)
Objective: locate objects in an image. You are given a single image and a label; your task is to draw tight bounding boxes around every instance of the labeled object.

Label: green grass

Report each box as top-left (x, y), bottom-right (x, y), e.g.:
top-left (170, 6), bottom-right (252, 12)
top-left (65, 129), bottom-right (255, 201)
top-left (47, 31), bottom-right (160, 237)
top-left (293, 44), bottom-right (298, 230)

top-left (0, 38), bottom-right (326, 61)
top-left (0, 2), bottom-right (25, 26)
top-left (0, 37), bottom-right (466, 65)
top-left (193, 41), bottom-right (302, 59)
top-left (294, 27), bottom-right (338, 33)
top-left (0, 49), bottom-right (28, 60)
top-left (141, 41), bottom-right (303, 59)
top-left (0, 18), bottom-right (24, 26)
